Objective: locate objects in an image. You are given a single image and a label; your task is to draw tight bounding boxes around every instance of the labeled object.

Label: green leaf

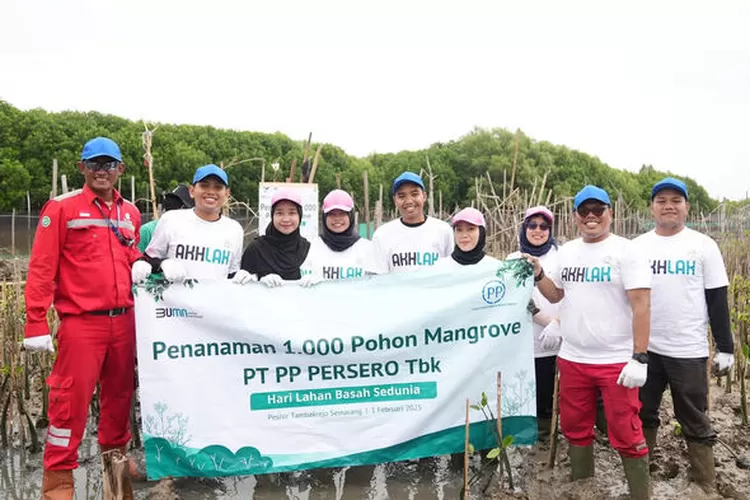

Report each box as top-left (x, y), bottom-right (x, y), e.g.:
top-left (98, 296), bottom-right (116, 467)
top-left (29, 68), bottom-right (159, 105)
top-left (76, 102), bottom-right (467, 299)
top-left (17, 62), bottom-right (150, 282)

top-left (467, 443), bottom-right (475, 454)
top-left (470, 404), bottom-right (482, 411)
top-left (481, 392), bottom-right (488, 407)
top-left (502, 435), bottom-right (514, 448)
top-left (486, 447), bottom-right (500, 460)
top-left (743, 344), bottom-right (750, 360)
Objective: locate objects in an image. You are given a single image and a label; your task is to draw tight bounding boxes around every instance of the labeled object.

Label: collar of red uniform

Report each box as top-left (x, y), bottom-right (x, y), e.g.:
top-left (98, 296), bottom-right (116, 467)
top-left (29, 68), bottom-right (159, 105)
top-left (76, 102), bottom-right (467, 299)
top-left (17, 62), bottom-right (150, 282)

top-left (81, 184), bottom-right (124, 206)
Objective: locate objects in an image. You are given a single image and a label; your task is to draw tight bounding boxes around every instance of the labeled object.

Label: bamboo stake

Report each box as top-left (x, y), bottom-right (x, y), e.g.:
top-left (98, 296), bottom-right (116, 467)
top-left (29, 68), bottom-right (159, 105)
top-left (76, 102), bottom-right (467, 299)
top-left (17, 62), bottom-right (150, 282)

top-left (464, 398), bottom-right (470, 500)
top-left (51, 159), bottom-right (58, 199)
top-left (510, 129), bottom-right (520, 192)
top-left (61, 174), bottom-right (68, 194)
top-left (363, 170), bottom-right (371, 239)
top-left (130, 176), bottom-right (135, 203)
top-left (309, 145), bottom-right (323, 183)
top-left (142, 126), bottom-right (160, 218)
top-left (548, 367), bottom-right (560, 468)
top-left (288, 159), bottom-right (297, 183)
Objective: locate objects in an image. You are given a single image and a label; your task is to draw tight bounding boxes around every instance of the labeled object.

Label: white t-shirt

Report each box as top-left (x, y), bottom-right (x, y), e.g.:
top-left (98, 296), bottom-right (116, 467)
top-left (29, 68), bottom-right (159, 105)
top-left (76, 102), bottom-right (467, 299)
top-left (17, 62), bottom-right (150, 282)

top-left (370, 217), bottom-right (454, 274)
top-left (145, 209), bottom-right (244, 280)
top-left (432, 254), bottom-right (498, 270)
top-left (302, 237), bottom-right (375, 281)
top-left (551, 235), bottom-right (651, 364)
top-left (633, 227), bottom-right (728, 358)
top-left (507, 248), bottom-right (561, 358)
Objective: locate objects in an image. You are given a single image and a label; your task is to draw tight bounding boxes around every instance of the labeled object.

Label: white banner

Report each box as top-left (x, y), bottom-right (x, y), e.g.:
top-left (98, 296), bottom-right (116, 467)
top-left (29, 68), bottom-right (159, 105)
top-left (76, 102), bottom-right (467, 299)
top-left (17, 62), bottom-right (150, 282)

top-left (134, 259), bottom-right (537, 479)
top-left (258, 182), bottom-right (319, 241)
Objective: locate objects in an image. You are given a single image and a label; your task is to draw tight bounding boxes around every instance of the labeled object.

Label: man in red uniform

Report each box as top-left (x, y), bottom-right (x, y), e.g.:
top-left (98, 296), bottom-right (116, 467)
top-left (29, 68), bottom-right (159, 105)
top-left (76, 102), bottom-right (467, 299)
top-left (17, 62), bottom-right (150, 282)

top-left (23, 137), bottom-right (142, 500)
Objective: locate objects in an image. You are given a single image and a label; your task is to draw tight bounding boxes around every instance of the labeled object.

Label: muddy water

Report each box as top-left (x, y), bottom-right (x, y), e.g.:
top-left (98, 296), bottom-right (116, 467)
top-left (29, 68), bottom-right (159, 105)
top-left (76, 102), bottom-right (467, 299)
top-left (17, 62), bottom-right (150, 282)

top-left (1, 426), bottom-right (485, 500)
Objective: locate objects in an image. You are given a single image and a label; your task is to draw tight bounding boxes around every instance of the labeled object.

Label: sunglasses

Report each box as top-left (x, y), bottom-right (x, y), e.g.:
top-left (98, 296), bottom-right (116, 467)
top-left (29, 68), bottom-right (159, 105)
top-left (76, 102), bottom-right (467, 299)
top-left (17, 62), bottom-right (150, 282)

top-left (527, 222), bottom-right (550, 231)
top-left (83, 160), bottom-right (120, 172)
top-left (576, 205), bottom-right (607, 217)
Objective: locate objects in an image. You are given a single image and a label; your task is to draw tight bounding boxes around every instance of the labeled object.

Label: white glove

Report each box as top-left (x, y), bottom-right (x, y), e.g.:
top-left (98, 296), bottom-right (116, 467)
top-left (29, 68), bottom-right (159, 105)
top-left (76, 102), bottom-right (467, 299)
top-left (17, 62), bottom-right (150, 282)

top-left (713, 352), bottom-right (735, 375)
top-left (22, 335), bottom-right (54, 353)
top-left (232, 270), bottom-right (257, 285)
top-left (260, 273), bottom-right (283, 288)
top-left (131, 260), bottom-right (152, 284)
top-left (539, 320), bottom-right (563, 351)
top-left (161, 259), bottom-right (187, 282)
top-left (617, 359), bottom-right (648, 388)
top-left (299, 275), bottom-right (323, 288)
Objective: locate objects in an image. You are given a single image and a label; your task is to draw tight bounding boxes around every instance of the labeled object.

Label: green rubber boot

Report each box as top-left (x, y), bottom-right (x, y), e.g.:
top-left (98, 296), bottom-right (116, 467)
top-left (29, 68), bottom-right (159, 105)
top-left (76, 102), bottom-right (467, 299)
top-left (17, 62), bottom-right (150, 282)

top-left (568, 444), bottom-right (594, 481)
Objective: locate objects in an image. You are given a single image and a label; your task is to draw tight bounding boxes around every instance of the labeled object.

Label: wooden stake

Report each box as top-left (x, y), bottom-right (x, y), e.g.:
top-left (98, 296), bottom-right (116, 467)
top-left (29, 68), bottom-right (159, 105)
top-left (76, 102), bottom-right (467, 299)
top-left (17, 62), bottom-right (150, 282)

top-left (142, 126), bottom-right (160, 219)
top-left (363, 170), bottom-right (371, 239)
top-left (11, 208), bottom-right (16, 256)
top-left (510, 129), bottom-right (520, 192)
top-left (548, 367), bottom-right (560, 468)
top-left (130, 176), bottom-right (135, 203)
top-left (425, 156), bottom-right (435, 217)
top-left (61, 174), bottom-right (68, 194)
top-left (464, 398), bottom-right (470, 500)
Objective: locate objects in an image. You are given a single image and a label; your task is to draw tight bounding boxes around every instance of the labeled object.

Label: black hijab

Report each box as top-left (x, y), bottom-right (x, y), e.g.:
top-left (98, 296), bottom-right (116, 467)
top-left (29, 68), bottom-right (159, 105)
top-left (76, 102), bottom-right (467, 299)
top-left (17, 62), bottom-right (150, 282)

top-left (320, 211), bottom-right (360, 252)
top-left (451, 226), bottom-right (487, 266)
top-left (240, 203), bottom-right (310, 280)
top-left (519, 215), bottom-right (557, 257)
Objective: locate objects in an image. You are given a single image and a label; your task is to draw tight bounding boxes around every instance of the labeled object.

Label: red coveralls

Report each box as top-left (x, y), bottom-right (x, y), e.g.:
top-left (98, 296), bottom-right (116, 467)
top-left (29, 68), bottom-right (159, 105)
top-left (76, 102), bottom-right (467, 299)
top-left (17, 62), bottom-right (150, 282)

top-left (24, 185), bottom-right (142, 470)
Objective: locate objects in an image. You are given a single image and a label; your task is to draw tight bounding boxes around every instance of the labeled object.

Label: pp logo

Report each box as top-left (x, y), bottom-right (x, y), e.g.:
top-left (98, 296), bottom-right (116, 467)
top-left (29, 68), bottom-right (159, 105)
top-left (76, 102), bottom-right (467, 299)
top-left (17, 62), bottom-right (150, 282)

top-left (482, 280), bottom-right (506, 305)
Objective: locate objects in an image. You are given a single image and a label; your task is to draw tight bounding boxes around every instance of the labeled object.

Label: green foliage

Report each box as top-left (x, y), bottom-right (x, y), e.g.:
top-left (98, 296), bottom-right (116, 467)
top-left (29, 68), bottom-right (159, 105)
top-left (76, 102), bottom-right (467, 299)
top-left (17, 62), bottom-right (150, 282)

top-left (0, 157), bottom-right (31, 211)
top-left (0, 101), bottom-right (718, 213)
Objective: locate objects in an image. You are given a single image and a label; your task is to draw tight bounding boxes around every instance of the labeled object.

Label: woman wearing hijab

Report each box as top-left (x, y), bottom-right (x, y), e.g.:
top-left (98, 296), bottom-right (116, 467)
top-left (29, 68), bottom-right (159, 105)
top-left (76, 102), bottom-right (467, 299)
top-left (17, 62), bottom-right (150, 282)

top-left (302, 189), bottom-right (374, 284)
top-left (240, 189), bottom-right (311, 287)
top-left (438, 207), bottom-right (495, 267)
top-left (507, 206), bottom-right (560, 443)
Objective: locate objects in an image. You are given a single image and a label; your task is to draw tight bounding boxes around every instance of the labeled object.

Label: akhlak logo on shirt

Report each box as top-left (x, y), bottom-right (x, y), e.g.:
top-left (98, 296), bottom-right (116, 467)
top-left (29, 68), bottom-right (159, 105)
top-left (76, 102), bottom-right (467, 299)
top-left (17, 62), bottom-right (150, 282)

top-left (561, 266), bottom-right (612, 283)
top-left (650, 259), bottom-right (696, 275)
top-left (174, 244), bottom-right (231, 265)
top-left (391, 251), bottom-right (439, 268)
top-left (323, 266), bottom-right (363, 280)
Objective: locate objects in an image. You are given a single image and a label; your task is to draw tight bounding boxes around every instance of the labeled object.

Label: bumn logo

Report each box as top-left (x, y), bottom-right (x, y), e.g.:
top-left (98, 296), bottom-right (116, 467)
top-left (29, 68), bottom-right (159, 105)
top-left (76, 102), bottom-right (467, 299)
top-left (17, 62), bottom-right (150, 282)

top-left (481, 280), bottom-right (506, 305)
top-left (155, 307), bottom-right (202, 319)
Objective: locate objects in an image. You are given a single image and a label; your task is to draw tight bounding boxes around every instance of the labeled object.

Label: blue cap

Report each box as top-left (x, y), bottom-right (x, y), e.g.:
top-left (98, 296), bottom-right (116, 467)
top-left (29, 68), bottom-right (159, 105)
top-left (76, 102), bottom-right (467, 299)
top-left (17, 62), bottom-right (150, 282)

top-left (652, 177), bottom-right (688, 200)
top-left (573, 185), bottom-right (611, 209)
top-left (192, 164), bottom-right (229, 186)
top-left (392, 171), bottom-right (425, 194)
top-left (81, 137), bottom-right (122, 162)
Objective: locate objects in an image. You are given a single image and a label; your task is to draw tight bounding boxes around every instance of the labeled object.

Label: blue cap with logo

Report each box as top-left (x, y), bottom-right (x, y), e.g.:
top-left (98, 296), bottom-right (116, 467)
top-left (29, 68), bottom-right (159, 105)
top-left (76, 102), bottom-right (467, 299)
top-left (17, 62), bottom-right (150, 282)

top-left (652, 177), bottom-right (688, 200)
top-left (392, 171), bottom-right (425, 195)
top-left (573, 185), bottom-right (611, 210)
top-left (192, 164), bottom-right (229, 186)
top-left (81, 137), bottom-right (122, 162)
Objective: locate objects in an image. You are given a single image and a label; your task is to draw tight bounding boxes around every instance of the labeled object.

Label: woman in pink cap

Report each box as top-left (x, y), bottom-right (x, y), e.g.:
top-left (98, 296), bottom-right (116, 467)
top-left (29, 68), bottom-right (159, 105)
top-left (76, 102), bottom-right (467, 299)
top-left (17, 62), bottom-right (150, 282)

top-left (507, 205), bottom-right (560, 443)
top-left (239, 188), bottom-right (311, 287)
top-left (443, 207), bottom-right (495, 266)
top-left (301, 189), bottom-right (374, 284)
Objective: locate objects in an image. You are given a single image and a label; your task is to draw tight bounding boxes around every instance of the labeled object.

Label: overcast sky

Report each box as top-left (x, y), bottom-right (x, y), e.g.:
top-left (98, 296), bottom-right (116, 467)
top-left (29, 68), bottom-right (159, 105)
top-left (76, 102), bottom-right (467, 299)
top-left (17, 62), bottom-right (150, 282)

top-left (1, 0), bottom-right (748, 200)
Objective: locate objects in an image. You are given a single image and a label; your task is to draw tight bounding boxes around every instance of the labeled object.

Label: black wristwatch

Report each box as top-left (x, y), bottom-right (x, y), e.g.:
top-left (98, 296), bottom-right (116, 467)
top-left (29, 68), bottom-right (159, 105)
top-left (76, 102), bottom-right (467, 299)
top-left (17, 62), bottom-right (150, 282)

top-left (632, 352), bottom-right (648, 364)
top-left (534, 269), bottom-right (545, 282)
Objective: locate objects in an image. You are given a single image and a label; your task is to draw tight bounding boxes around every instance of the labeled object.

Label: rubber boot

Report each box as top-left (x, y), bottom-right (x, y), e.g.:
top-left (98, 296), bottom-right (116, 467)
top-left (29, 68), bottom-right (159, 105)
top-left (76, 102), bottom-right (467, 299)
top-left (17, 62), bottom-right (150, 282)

top-left (537, 418), bottom-right (552, 445)
top-left (686, 441), bottom-right (716, 490)
top-left (642, 427), bottom-right (658, 468)
top-left (621, 455), bottom-right (651, 500)
top-left (100, 445), bottom-right (134, 500)
top-left (41, 469), bottom-right (74, 500)
top-left (568, 444), bottom-right (595, 480)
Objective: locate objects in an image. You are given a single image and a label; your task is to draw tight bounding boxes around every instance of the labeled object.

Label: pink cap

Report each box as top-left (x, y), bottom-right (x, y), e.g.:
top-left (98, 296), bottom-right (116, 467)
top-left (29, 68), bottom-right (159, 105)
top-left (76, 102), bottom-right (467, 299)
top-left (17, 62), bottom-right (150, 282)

top-left (451, 207), bottom-right (486, 228)
top-left (271, 188), bottom-right (303, 208)
top-left (322, 189), bottom-right (354, 213)
top-left (524, 205), bottom-right (554, 222)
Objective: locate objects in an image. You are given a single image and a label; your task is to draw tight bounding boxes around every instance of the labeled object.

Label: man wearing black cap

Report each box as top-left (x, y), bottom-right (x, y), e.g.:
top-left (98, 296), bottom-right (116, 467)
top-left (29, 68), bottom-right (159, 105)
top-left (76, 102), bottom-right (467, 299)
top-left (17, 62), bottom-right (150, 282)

top-left (525, 185), bottom-right (652, 499)
top-left (370, 171), bottom-right (453, 274)
top-left (634, 177), bottom-right (733, 490)
top-left (137, 184), bottom-right (194, 253)
top-left (23, 137), bottom-right (142, 499)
